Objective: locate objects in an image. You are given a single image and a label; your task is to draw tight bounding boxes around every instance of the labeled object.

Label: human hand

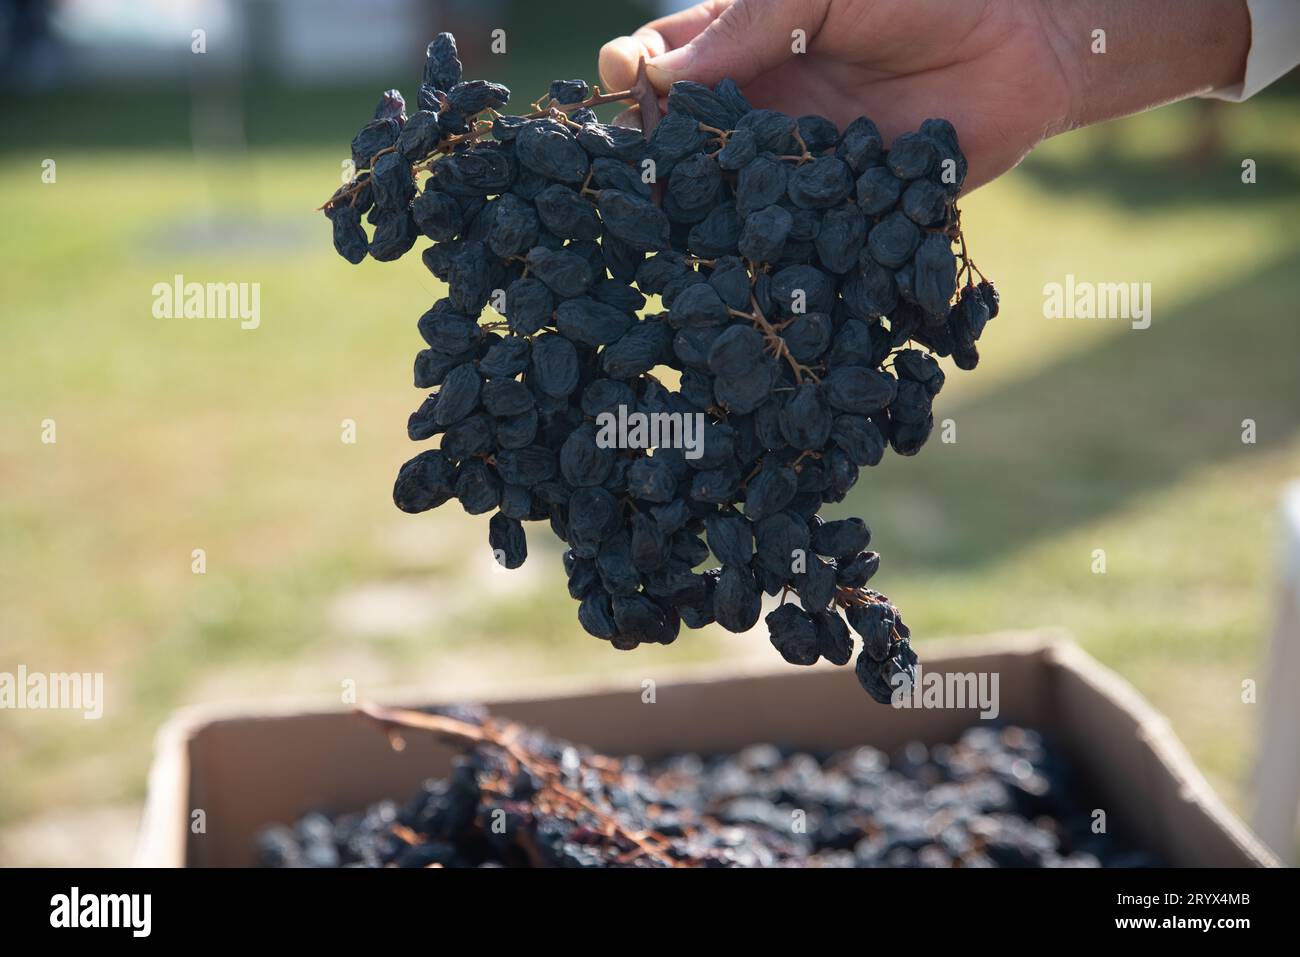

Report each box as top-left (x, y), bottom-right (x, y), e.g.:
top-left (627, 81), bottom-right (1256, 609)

top-left (600, 0), bottom-right (1250, 192)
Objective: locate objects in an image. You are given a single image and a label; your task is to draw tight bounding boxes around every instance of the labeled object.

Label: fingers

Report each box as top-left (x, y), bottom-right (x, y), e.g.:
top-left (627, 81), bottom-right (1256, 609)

top-left (600, 0), bottom-right (733, 94)
top-left (598, 34), bottom-right (652, 93)
top-left (646, 0), bottom-right (830, 90)
top-left (645, 0), bottom-right (734, 49)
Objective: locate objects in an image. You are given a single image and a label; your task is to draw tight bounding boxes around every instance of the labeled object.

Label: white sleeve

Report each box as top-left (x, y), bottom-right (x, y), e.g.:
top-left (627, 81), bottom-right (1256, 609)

top-left (1205, 0), bottom-right (1300, 101)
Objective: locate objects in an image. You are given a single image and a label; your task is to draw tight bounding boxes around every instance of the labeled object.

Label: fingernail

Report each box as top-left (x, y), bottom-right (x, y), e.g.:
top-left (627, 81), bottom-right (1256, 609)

top-left (646, 45), bottom-right (692, 87)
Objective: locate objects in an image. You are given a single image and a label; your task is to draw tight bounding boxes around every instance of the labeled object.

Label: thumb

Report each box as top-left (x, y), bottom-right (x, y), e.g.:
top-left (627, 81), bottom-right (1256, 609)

top-left (646, 0), bottom-right (826, 90)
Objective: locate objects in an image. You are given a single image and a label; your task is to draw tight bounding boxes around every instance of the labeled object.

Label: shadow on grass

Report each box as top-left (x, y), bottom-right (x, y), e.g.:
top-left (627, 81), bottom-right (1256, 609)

top-left (1018, 148), bottom-right (1300, 211)
top-left (844, 247), bottom-right (1300, 573)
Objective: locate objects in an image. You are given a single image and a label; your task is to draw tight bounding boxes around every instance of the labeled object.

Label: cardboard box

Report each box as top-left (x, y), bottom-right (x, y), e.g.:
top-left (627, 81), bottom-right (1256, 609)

top-left (135, 634), bottom-right (1278, 867)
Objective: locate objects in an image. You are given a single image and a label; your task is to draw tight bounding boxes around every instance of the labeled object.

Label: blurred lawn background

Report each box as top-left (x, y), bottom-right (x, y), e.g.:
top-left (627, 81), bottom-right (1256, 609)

top-left (1, 0), bottom-right (1298, 864)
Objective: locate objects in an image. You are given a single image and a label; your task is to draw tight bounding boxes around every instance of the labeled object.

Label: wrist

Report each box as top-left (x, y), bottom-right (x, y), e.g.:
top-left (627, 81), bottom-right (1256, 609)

top-left (1038, 0), bottom-right (1251, 134)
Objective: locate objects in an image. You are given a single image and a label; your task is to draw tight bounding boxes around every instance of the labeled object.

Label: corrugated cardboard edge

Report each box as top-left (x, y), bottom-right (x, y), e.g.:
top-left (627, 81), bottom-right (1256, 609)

top-left (1043, 642), bottom-right (1278, 868)
top-left (133, 631), bottom-right (1278, 867)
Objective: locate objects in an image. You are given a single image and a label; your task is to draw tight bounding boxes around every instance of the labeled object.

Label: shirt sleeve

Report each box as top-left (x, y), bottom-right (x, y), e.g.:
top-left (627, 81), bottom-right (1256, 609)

top-left (1205, 0), bottom-right (1300, 100)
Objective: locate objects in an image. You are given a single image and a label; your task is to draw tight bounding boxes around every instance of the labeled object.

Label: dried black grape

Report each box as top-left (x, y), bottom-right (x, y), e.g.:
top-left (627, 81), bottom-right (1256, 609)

top-left (627, 456), bottom-right (678, 503)
top-left (778, 383), bottom-right (833, 450)
top-left (534, 184), bottom-right (601, 240)
top-left (488, 513), bottom-right (527, 569)
top-left (714, 563), bottom-right (762, 632)
top-left (452, 460), bottom-right (500, 514)
top-left (612, 592), bottom-right (676, 646)
top-left (977, 279), bottom-right (1000, 318)
top-left (487, 193), bottom-right (539, 258)
top-left (495, 408), bottom-right (538, 449)
top-left (578, 589), bottom-right (617, 639)
top-left (912, 232), bottom-right (958, 318)
top-left (601, 231), bottom-right (644, 282)
top-left (417, 307), bottom-right (481, 353)
top-left (368, 207), bottom-right (418, 261)
top-left (423, 33), bottom-right (462, 92)
top-left (516, 120), bottom-right (590, 184)
top-left (434, 145), bottom-right (514, 195)
top-left (393, 450), bottom-right (456, 513)
top-left (770, 264), bottom-right (836, 316)
top-left (576, 122), bottom-right (645, 161)
top-left (706, 324), bottom-right (766, 378)
top-left (811, 518), bottom-right (870, 559)
top-left (738, 204), bottom-right (793, 264)
top-left (596, 190), bottom-right (671, 252)
top-left (736, 109), bottom-right (798, 153)
top-left (437, 109), bottom-right (469, 138)
top-left (504, 277), bottom-right (554, 336)
top-left (397, 110), bottom-right (440, 160)
top-left (795, 555), bottom-right (837, 613)
top-left (825, 366), bottom-right (898, 414)
top-left (665, 153), bottom-right (724, 222)
top-left (667, 80), bottom-right (737, 130)
top-left (886, 132), bottom-right (938, 180)
top-left (836, 116), bottom-right (885, 173)
top-left (481, 378), bottom-right (534, 417)
top-left (836, 551), bottom-right (880, 588)
top-left (560, 423), bottom-right (615, 487)
top-left (556, 298), bottom-right (634, 347)
top-left (498, 484), bottom-right (533, 521)
top-left (647, 112), bottom-right (710, 175)
top-left (797, 115), bottom-right (839, 154)
top-left (744, 459), bottom-right (798, 522)
top-left (831, 415), bottom-right (886, 466)
top-left (329, 205), bottom-right (368, 264)
top-left (780, 312), bottom-right (832, 364)
top-left (866, 211), bottom-right (921, 268)
top-left (787, 156), bottom-right (854, 209)
top-left (351, 117), bottom-right (400, 170)
top-left (373, 89), bottom-right (406, 122)
top-left (855, 166), bottom-right (904, 216)
top-left (569, 486), bottom-right (622, 549)
top-left (714, 360), bottom-right (777, 414)
top-left (548, 79), bottom-right (589, 104)
top-left (814, 205), bottom-right (866, 274)
top-left (414, 345), bottom-right (473, 389)
top-left (602, 320), bottom-right (672, 379)
top-left (528, 334), bottom-right (580, 397)
top-left (525, 246), bottom-right (594, 298)
top-left (736, 154), bottom-right (789, 216)
top-left (716, 127), bottom-right (757, 170)
top-left (447, 79), bottom-right (509, 114)
top-left (846, 601), bottom-right (895, 662)
top-left (708, 258), bottom-right (753, 311)
top-left (591, 157), bottom-right (652, 198)
top-left (430, 363), bottom-right (481, 426)
top-left (920, 117), bottom-right (967, 194)
top-left (901, 178), bottom-right (949, 227)
top-left (412, 188), bottom-right (462, 241)
top-left (494, 446), bottom-right (558, 486)
top-left (446, 240), bottom-right (494, 312)
top-left (767, 603), bottom-right (820, 665)
top-left (478, 336), bottom-right (531, 379)
top-left (687, 202), bottom-right (742, 258)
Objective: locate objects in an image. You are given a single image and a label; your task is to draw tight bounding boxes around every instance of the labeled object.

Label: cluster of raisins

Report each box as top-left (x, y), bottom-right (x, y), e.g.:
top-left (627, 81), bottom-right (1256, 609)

top-left (323, 33), bottom-right (1000, 701)
top-left (257, 709), bottom-right (1154, 868)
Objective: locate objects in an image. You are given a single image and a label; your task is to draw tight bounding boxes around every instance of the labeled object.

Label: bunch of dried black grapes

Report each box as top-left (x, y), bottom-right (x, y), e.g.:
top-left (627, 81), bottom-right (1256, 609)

top-left (257, 706), bottom-right (1155, 868)
top-left (322, 33), bottom-right (1000, 703)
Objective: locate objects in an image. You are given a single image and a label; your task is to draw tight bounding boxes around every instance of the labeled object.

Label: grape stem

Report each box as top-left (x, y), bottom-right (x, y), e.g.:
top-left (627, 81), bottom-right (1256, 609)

top-left (321, 86), bottom-right (639, 211)
top-left (357, 702), bottom-right (692, 867)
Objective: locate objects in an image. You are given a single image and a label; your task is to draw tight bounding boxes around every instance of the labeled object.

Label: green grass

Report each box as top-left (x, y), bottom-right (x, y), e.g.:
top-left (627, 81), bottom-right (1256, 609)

top-left (1, 81), bottom-right (1298, 845)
